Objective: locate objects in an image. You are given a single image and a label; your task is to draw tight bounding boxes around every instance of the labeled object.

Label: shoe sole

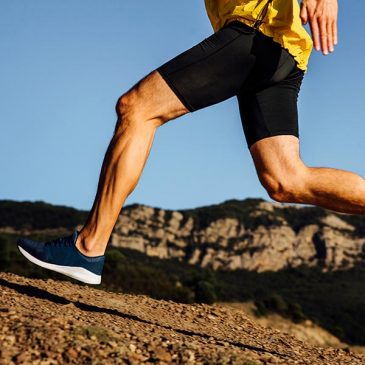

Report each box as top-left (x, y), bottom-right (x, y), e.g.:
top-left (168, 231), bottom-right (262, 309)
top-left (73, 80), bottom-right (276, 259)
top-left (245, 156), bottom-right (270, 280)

top-left (17, 246), bottom-right (101, 285)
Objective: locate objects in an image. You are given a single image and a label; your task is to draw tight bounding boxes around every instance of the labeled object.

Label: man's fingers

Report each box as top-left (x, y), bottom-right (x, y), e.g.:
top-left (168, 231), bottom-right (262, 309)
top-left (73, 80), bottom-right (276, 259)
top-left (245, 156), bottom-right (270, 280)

top-left (300, 4), bottom-right (308, 25)
top-left (319, 17), bottom-right (328, 55)
top-left (327, 21), bottom-right (333, 52)
top-left (305, 0), bottom-right (338, 55)
top-left (333, 20), bottom-right (338, 45)
top-left (310, 17), bottom-right (320, 51)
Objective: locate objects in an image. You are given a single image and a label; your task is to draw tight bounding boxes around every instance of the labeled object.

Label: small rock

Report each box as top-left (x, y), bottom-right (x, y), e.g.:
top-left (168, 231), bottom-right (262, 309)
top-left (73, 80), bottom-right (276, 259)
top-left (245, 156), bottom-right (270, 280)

top-left (67, 347), bottom-right (78, 359)
top-left (13, 351), bottom-right (29, 363)
top-left (155, 347), bottom-right (172, 362)
top-left (129, 344), bottom-right (137, 352)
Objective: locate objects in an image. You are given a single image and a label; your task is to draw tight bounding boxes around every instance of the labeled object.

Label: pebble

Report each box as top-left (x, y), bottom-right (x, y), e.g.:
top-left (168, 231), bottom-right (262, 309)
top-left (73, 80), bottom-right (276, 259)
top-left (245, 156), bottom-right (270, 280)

top-left (129, 344), bottom-right (137, 352)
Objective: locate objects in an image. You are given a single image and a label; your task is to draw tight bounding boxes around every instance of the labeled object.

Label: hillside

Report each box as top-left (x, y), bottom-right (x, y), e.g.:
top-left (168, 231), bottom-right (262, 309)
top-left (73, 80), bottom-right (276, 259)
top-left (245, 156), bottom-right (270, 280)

top-left (1, 272), bottom-right (364, 365)
top-left (1, 199), bottom-right (365, 347)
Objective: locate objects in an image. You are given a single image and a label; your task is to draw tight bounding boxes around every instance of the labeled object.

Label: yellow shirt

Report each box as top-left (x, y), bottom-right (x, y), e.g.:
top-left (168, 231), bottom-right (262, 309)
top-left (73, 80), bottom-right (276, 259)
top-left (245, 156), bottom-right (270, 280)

top-left (204, 0), bottom-right (313, 72)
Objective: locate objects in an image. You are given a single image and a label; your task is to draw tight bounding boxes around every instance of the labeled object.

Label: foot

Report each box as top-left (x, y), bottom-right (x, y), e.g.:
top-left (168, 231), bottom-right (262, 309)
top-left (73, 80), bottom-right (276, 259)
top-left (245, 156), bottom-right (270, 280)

top-left (17, 231), bottom-right (105, 285)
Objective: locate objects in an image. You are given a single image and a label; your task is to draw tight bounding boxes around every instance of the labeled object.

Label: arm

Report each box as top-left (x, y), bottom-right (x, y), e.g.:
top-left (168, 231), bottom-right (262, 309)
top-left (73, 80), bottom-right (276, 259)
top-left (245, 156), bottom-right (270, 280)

top-left (300, 0), bottom-right (338, 55)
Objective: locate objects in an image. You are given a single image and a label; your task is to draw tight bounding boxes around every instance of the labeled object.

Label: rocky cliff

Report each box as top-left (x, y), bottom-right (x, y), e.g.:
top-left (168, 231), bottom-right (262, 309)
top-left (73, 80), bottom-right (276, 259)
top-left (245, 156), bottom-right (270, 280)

top-left (110, 199), bottom-right (365, 272)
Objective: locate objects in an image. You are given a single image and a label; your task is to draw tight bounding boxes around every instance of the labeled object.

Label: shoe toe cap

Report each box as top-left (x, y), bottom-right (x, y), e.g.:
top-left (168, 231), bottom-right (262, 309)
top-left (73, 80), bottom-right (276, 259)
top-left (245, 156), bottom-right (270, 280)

top-left (18, 238), bottom-right (44, 258)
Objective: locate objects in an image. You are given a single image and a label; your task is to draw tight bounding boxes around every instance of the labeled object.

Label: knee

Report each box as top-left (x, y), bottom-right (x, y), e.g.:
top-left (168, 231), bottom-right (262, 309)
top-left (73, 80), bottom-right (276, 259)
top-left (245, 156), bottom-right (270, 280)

top-left (114, 87), bottom-right (163, 134)
top-left (259, 167), bottom-right (308, 203)
top-left (114, 91), bottom-right (141, 133)
top-left (115, 92), bottom-right (136, 121)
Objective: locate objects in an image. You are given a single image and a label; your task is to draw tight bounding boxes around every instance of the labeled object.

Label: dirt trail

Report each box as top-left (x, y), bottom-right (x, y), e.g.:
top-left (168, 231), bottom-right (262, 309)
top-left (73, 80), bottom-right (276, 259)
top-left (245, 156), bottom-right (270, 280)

top-left (0, 272), bottom-right (363, 365)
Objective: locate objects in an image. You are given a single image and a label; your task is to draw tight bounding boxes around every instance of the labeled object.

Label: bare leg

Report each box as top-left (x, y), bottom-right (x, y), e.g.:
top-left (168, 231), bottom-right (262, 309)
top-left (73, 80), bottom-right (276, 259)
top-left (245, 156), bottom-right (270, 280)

top-left (250, 135), bottom-right (365, 214)
top-left (76, 71), bottom-right (188, 256)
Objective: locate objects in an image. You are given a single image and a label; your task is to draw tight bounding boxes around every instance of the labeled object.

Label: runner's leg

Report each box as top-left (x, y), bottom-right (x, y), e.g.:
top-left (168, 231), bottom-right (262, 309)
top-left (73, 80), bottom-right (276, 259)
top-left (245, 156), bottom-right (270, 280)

top-left (250, 135), bottom-right (365, 214)
top-left (77, 22), bottom-right (259, 255)
top-left (239, 57), bottom-right (365, 215)
top-left (76, 71), bottom-right (189, 256)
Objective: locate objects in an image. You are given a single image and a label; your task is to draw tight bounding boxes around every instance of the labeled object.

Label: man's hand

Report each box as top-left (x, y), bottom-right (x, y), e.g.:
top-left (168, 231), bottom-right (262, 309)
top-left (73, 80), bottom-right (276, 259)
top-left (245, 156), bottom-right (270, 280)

top-left (300, 0), bottom-right (338, 55)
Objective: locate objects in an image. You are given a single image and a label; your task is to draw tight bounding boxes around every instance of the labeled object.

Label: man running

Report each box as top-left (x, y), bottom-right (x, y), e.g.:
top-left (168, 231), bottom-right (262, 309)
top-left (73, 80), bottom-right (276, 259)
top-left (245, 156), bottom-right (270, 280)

top-left (18, 0), bottom-right (363, 285)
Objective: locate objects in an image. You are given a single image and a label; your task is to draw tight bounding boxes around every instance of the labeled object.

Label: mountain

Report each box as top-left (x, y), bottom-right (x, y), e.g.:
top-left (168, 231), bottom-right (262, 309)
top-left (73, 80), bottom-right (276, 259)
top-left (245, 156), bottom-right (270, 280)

top-left (110, 198), bottom-right (365, 272)
top-left (1, 272), bottom-right (364, 365)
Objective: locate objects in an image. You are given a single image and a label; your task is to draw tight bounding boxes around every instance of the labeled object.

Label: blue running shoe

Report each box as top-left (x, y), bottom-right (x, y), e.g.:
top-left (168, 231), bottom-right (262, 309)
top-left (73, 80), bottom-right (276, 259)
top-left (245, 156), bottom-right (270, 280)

top-left (17, 231), bottom-right (105, 285)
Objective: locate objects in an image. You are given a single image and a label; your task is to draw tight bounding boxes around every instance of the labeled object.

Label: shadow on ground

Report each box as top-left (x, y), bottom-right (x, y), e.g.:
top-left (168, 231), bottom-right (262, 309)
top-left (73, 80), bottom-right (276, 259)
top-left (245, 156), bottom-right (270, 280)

top-left (0, 276), bottom-right (288, 358)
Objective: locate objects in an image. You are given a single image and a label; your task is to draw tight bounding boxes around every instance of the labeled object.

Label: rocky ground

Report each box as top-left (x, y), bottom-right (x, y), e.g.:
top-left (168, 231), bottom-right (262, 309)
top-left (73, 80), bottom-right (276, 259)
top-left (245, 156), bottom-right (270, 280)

top-left (0, 272), bottom-right (364, 365)
top-left (221, 302), bottom-right (346, 348)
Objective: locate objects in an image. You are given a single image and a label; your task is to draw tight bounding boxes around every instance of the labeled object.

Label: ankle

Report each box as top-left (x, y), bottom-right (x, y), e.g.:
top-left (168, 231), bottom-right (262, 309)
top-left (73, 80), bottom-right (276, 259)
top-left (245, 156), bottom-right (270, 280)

top-left (76, 232), bottom-right (106, 257)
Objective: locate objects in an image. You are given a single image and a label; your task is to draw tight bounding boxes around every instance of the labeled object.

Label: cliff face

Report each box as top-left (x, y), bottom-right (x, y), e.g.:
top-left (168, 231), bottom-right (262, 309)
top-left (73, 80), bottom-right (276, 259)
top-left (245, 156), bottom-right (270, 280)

top-left (110, 199), bottom-right (365, 272)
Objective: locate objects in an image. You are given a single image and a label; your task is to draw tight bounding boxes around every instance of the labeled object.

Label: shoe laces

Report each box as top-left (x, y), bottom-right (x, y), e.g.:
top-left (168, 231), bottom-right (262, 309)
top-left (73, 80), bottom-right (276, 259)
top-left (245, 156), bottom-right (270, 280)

top-left (45, 235), bottom-right (73, 247)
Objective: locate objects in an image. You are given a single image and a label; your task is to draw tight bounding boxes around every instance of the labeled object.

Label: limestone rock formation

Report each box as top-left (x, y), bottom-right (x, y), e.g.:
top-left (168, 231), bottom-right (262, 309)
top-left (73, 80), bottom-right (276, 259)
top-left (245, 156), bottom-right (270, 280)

top-left (110, 199), bottom-right (365, 272)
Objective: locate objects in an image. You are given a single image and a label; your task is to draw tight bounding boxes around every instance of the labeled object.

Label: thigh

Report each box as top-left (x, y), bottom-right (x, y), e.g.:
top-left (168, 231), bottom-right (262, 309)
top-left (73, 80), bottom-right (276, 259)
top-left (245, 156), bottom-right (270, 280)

top-left (122, 70), bottom-right (190, 125)
top-left (249, 134), bottom-right (307, 200)
top-left (156, 21), bottom-right (257, 112)
top-left (250, 135), bottom-right (304, 180)
top-left (237, 62), bottom-right (305, 149)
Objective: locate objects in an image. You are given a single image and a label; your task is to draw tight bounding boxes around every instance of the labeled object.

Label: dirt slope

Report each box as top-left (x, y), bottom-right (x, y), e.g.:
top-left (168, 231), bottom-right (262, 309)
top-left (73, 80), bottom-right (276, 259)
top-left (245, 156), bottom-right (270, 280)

top-left (0, 273), bottom-right (363, 365)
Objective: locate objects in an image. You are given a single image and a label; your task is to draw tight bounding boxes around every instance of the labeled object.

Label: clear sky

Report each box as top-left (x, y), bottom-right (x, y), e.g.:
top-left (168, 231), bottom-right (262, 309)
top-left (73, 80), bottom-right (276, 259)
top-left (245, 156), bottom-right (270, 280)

top-left (1, 1), bottom-right (364, 211)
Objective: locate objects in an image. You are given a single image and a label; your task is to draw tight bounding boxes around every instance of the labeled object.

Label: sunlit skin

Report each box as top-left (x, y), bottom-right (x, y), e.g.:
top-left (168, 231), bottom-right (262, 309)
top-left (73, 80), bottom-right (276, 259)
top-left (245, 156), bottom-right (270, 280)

top-left (300, 0), bottom-right (338, 54)
top-left (75, 0), bottom-right (364, 257)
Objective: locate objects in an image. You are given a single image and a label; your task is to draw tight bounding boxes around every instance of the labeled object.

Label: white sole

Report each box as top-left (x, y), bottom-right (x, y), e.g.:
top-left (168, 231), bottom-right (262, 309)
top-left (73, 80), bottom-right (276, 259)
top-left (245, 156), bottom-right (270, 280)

top-left (18, 246), bottom-right (101, 285)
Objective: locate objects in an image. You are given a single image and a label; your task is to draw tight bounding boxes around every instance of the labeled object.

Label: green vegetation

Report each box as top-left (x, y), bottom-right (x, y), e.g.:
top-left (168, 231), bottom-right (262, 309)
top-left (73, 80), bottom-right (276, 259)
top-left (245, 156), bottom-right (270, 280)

top-left (0, 200), bottom-right (88, 230)
top-left (243, 361), bottom-right (261, 365)
top-left (181, 198), bottom-right (283, 231)
top-left (72, 325), bottom-right (112, 342)
top-left (254, 293), bottom-right (306, 323)
top-left (273, 206), bottom-right (328, 233)
top-left (339, 214), bottom-right (365, 236)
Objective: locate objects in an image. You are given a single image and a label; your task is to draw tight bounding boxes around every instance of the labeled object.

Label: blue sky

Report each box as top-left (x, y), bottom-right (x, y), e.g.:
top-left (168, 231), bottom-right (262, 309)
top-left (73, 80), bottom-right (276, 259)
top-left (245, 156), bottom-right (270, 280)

top-left (1, 1), bottom-right (364, 211)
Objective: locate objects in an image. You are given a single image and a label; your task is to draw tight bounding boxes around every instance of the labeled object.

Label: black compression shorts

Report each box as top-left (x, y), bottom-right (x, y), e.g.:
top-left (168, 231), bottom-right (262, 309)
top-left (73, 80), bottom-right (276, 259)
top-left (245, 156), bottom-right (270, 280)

top-left (156, 21), bottom-right (305, 149)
